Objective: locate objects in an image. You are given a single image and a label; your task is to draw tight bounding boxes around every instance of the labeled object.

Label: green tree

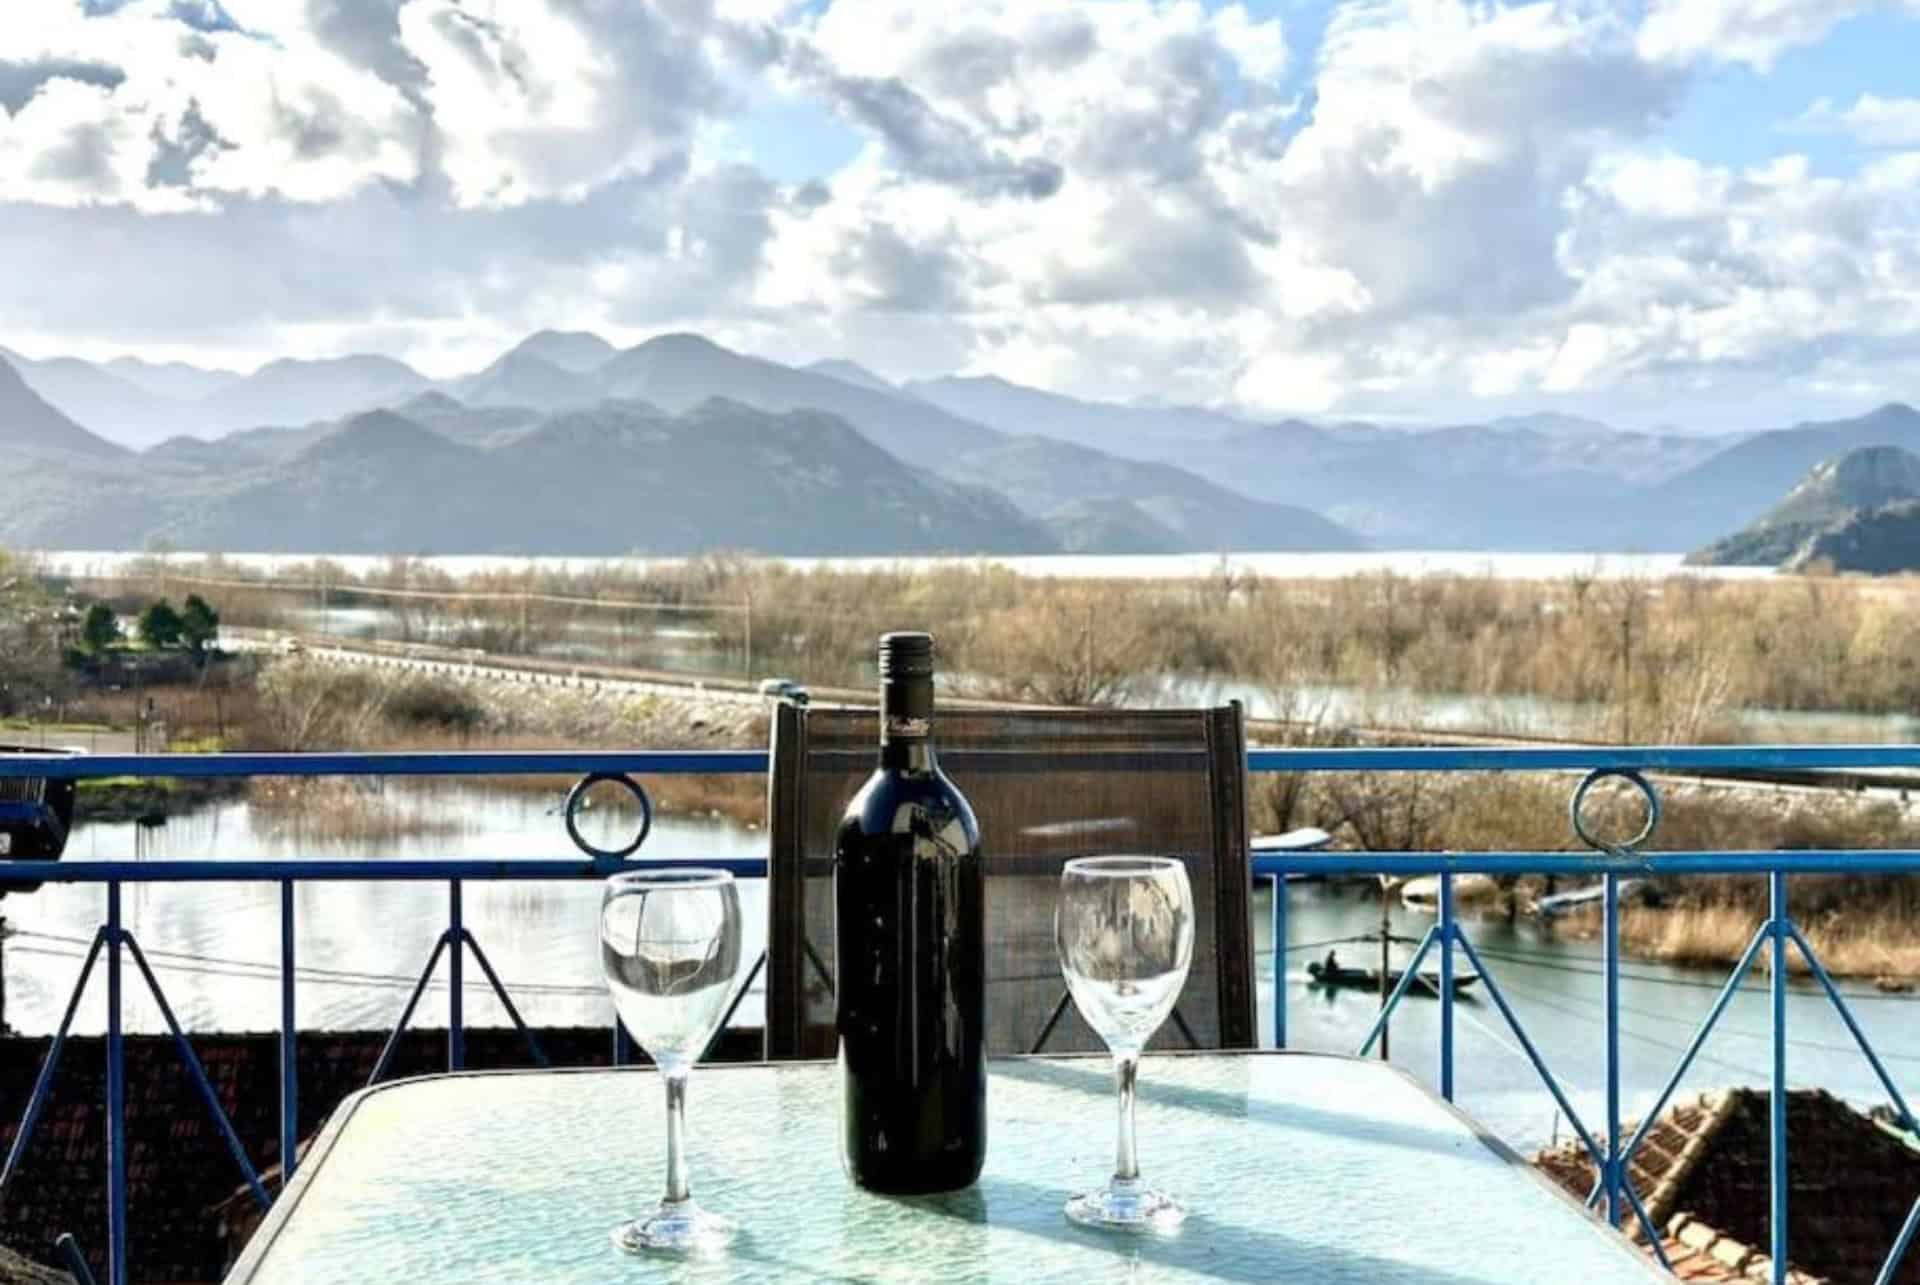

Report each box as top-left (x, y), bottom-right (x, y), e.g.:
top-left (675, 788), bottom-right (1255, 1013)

top-left (82, 603), bottom-right (122, 652)
top-left (180, 593), bottom-right (220, 658)
top-left (139, 599), bottom-right (184, 650)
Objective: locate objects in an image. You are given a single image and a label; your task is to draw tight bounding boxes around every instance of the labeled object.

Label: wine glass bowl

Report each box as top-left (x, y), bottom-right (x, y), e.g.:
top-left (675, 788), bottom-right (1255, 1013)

top-left (600, 868), bottom-right (743, 1255)
top-left (1056, 855), bottom-right (1194, 1232)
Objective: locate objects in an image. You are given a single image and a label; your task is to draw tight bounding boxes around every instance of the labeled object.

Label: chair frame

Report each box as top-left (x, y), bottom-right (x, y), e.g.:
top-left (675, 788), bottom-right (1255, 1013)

top-left (765, 701), bottom-right (1256, 1059)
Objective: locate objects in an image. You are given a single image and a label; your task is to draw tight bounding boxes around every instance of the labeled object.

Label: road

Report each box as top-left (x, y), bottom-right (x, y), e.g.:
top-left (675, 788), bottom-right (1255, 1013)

top-left (218, 627), bottom-right (1920, 807)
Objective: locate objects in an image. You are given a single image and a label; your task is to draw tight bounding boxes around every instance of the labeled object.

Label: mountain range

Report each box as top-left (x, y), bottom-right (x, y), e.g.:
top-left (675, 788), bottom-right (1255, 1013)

top-left (1, 328), bottom-right (1914, 558)
top-left (1688, 445), bottom-right (1920, 572)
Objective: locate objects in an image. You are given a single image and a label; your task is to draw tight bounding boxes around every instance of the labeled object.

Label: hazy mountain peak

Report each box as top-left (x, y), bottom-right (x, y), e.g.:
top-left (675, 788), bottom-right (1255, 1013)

top-left (505, 329), bottom-right (617, 374)
top-left (1782, 444), bottom-right (1920, 513)
top-left (394, 390), bottom-right (467, 417)
top-left (0, 355), bottom-right (128, 457)
top-left (1688, 444), bottom-right (1920, 567)
top-left (1488, 411), bottom-right (1616, 437)
top-left (297, 408), bottom-right (454, 462)
top-left (806, 359), bottom-right (896, 392)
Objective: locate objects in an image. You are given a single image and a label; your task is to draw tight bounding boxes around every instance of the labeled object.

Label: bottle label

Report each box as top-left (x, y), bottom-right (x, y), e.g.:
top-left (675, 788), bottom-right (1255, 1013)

top-left (885, 715), bottom-right (930, 739)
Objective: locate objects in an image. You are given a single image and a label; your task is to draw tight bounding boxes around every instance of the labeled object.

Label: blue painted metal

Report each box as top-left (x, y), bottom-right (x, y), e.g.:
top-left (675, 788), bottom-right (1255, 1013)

top-left (0, 749), bottom-right (769, 779)
top-left (1624, 1183), bottom-right (1673, 1274)
top-left (1271, 874), bottom-right (1286, 1049)
top-left (448, 881), bottom-right (465, 1072)
top-left (369, 936), bottom-right (449, 1086)
top-left (106, 884), bottom-right (126, 1285)
top-left (1438, 873), bottom-right (1455, 1102)
top-left (1788, 923), bottom-right (1916, 1130)
top-left (280, 881), bottom-right (297, 1183)
top-left (0, 855), bottom-right (769, 883)
top-left (1453, 933), bottom-right (1603, 1167)
top-left (1604, 872), bottom-right (1623, 1229)
top-left (1358, 923), bottom-right (1439, 1057)
top-left (1877, 1196), bottom-right (1920, 1285)
top-left (0, 930), bottom-right (104, 1198)
top-left (1770, 872), bottom-right (1789, 1285)
top-left (122, 935), bottom-right (272, 1210)
top-left (9, 743), bottom-right (1920, 1282)
top-left (1621, 924), bottom-right (1770, 1162)
top-left (462, 931), bottom-right (548, 1068)
top-left (55, 1233), bottom-right (96, 1285)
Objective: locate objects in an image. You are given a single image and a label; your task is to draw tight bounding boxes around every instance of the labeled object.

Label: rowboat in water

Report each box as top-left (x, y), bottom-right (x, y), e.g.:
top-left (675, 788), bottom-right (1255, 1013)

top-left (1305, 958), bottom-right (1481, 996)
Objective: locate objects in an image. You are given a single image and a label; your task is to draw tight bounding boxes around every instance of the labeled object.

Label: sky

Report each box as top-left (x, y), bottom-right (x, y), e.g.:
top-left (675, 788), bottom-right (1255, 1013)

top-left (0, 0), bottom-right (1917, 433)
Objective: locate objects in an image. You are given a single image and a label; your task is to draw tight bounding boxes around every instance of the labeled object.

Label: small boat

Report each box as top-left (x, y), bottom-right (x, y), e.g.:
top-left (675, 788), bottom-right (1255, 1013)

top-left (1251, 828), bottom-right (1342, 882)
top-left (1532, 879), bottom-right (1645, 918)
top-left (1400, 872), bottom-right (1500, 912)
top-left (1306, 958), bottom-right (1481, 996)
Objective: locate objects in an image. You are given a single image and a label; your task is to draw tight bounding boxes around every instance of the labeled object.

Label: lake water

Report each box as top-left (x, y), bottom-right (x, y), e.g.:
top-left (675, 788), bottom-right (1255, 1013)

top-left (1159, 674), bottom-right (1920, 743)
top-left (5, 784), bottom-right (1913, 1153)
top-left (36, 548), bottom-right (1775, 582)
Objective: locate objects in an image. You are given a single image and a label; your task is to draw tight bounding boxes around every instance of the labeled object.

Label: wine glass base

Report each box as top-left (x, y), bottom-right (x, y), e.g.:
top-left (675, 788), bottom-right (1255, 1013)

top-left (1065, 1176), bottom-right (1186, 1233)
top-left (612, 1199), bottom-right (737, 1255)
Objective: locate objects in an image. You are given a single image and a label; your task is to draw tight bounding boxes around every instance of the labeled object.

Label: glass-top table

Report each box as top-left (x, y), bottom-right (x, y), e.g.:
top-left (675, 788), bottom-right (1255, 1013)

top-left (226, 1052), bottom-right (1661, 1283)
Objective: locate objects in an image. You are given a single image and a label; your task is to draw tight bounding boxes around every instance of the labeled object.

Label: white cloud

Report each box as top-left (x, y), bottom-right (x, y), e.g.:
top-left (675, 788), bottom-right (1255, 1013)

top-left (395, 0), bottom-right (721, 207)
top-left (0, 0), bottom-right (422, 209)
top-left (1638, 0), bottom-right (1875, 71)
top-left (1789, 94), bottom-right (1920, 147)
top-left (1, 0), bottom-right (1918, 428)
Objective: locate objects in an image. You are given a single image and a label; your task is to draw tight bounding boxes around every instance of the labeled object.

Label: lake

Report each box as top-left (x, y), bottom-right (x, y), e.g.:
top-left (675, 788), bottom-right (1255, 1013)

top-left (5, 783), bottom-right (1912, 1153)
top-left (36, 548), bottom-right (1775, 582)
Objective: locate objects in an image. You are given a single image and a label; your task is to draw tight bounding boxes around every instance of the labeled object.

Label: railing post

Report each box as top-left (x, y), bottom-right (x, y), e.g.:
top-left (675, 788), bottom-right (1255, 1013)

top-left (106, 883), bottom-right (128, 1285)
top-left (1271, 874), bottom-right (1287, 1049)
top-left (1604, 871), bottom-right (1622, 1228)
top-left (280, 880), bottom-right (298, 1183)
top-left (448, 880), bottom-right (465, 1072)
top-left (1438, 872), bottom-right (1454, 1101)
top-left (1771, 871), bottom-right (1789, 1285)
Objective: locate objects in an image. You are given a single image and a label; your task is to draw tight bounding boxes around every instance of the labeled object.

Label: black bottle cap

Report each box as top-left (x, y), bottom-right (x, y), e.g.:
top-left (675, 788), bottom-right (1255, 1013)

top-left (878, 631), bottom-right (935, 679)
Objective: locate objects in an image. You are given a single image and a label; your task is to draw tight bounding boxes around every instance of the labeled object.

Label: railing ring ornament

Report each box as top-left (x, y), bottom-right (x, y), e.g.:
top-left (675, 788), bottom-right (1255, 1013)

top-left (1569, 767), bottom-right (1660, 860)
top-left (563, 772), bottom-right (654, 862)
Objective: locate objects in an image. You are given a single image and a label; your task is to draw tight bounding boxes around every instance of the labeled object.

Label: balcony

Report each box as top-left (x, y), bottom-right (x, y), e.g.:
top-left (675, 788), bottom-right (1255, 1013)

top-left (1, 744), bottom-right (1917, 1284)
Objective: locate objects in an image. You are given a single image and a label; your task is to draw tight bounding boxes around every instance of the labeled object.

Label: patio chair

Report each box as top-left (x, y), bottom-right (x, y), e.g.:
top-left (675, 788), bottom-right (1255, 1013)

top-left (765, 702), bottom-right (1256, 1060)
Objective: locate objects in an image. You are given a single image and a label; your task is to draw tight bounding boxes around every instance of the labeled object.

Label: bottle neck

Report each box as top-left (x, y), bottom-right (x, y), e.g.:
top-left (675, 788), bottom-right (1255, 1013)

top-left (879, 675), bottom-right (937, 773)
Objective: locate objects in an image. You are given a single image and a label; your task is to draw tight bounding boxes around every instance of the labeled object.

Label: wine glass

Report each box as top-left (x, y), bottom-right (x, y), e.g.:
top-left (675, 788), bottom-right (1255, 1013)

top-left (600, 868), bottom-right (744, 1254)
top-left (1055, 855), bottom-right (1194, 1231)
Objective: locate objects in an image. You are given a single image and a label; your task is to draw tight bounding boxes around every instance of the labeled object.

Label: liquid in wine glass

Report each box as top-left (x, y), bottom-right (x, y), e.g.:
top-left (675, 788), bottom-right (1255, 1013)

top-left (600, 868), bottom-right (743, 1254)
top-left (1056, 855), bottom-right (1194, 1231)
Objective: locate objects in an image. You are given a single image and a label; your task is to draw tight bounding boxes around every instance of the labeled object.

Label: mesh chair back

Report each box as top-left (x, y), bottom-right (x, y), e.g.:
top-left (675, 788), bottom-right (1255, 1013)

top-left (766, 703), bottom-right (1254, 1059)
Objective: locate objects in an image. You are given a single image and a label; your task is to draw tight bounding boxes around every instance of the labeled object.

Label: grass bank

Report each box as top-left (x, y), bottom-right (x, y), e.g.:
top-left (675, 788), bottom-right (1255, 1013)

top-left (1251, 760), bottom-right (1920, 984)
top-left (90, 554), bottom-right (1920, 737)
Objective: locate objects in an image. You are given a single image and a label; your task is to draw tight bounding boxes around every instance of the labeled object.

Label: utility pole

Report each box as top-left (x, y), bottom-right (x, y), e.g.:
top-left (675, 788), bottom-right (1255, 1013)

top-left (1378, 880), bottom-right (1391, 1060)
top-left (1620, 605), bottom-right (1633, 743)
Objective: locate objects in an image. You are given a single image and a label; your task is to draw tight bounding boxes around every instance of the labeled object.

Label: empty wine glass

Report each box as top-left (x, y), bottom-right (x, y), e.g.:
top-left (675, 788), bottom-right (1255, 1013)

top-left (600, 868), bottom-right (744, 1254)
top-left (1056, 855), bottom-right (1194, 1231)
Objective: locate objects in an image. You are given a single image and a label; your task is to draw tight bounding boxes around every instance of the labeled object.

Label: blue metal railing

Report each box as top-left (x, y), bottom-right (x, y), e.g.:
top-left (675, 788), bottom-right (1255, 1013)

top-left (1, 744), bottom-right (1918, 1285)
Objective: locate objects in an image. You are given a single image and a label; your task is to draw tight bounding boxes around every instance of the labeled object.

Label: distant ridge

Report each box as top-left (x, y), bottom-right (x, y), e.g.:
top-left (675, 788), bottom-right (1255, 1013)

top-left (806, 359), bottom-right (897, 393)
top-left (1690, 444), bottom-right (1920, 568)
top-left (500, 330), bottom-right (617, 374)
top-left (0, 355), bottom-right (128, 458)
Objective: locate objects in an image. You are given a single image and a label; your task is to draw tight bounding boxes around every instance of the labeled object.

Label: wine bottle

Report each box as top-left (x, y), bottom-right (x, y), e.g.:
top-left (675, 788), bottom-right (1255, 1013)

top-left (835, 631), bottom-right (987, 1193)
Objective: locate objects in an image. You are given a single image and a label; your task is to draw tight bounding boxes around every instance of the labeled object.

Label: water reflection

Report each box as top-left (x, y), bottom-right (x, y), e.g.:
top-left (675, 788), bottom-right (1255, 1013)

top-left (1257, 882), bottom-right (1920, 1152)
top-left (3, 785), bottom-right (765, 1037)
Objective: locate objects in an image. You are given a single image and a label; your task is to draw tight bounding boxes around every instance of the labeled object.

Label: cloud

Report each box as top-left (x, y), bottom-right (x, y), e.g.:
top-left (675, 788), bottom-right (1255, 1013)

top-left (0, 0), bottom-right (422, 209)
top-left (1788, 94), bottom-right (1920, 147)
top-left (395, 0), bottom-right (726, 207)
top-left (1, 0), bottom-right (1917, 431)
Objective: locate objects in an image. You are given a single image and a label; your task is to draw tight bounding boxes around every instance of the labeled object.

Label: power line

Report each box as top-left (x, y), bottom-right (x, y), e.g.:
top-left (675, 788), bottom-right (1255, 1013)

top-left (1472, 942), bottom-right (1920, 1003)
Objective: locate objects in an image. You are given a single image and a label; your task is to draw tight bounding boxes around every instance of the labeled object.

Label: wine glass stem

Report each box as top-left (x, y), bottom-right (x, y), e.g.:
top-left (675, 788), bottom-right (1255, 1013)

top-left (1113, 1053), bottom-right (1140, 1182)
top-left (664, 1070), bottom-right (692, 1203)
